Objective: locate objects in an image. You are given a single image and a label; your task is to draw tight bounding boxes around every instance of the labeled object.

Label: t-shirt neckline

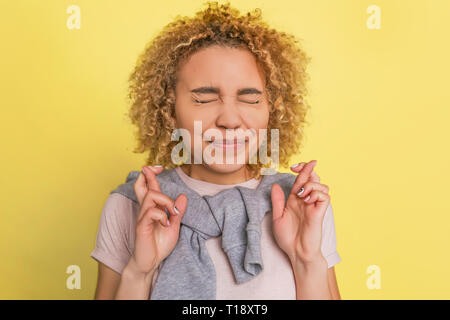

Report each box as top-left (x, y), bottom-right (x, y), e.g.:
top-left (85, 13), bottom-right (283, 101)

top-left (174, 166), bottom-right (261, 190)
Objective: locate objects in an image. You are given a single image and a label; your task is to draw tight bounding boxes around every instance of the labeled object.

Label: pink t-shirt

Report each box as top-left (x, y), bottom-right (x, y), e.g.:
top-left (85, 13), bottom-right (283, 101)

top-left (90, 167), bottom-right (341, 299)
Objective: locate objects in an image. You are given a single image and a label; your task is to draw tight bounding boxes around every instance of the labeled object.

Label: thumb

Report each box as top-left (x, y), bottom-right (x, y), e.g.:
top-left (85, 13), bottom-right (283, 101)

top-left (271, 184), bottom-right (285, 222)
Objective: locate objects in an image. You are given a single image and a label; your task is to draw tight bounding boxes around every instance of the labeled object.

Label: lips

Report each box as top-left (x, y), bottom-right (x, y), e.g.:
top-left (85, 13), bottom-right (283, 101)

top-left (211, 138), bottom-right (247, 145)
top-left (204, 137), bottom-right (248, 150)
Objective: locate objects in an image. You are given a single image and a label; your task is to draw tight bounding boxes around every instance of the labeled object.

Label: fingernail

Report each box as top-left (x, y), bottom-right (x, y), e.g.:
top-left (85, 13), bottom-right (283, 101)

top-left (174, 205), bottom-right (180, 215)
top-left (166, 220), bottom-right (171, 226)
top-left (304, 195), bottom-right (311, 202)
top-left (290, 163), bottom-right (299, 169)
top-left (153, 165), bottom-right (162, 168)
top-left (297, 187), bottom-right (304, 196)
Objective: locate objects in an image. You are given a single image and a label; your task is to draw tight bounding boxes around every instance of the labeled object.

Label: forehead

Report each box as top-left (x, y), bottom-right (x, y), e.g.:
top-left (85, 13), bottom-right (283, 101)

top-left (176, 45), bottom-right (266, 90)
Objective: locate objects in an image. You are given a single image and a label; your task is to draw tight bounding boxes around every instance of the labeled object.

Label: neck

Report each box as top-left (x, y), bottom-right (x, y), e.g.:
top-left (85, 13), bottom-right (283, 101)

top-left (180, 164), bottom-right (254, 185)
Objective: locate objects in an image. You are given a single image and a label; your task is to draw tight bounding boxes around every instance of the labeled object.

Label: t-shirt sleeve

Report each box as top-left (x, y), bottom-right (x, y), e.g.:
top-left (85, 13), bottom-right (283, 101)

top-left (320, 202), bottom-right (342, 268)
top-left (90, 193), bottom-right (134, 274)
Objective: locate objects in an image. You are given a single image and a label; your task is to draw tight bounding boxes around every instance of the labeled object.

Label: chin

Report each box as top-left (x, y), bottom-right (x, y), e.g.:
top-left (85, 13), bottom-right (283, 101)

top-left (204, 162), bottom-right (247, 174)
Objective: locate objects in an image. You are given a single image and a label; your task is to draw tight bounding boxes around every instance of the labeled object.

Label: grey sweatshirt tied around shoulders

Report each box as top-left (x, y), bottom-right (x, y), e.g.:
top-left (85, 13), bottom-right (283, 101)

top-left (110, 167), bottom-right (296, 300)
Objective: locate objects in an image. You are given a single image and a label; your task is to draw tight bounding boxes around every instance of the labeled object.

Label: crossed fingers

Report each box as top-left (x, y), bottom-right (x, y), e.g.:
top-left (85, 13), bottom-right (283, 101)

top-left (290, 160), bottom-right (329, 203)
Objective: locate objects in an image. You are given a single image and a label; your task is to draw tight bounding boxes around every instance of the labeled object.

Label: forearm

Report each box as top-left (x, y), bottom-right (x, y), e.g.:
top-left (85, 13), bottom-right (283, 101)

top-left (290, 255), bottom-right (331, 300)
top-left (114, 258), bottom-right (156, 300)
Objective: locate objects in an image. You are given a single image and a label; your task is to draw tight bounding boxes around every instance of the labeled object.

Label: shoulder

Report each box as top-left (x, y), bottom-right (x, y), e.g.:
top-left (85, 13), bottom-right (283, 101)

top-left (263, 171), bottom-right (296, 183)
top-left (108, 170), bottom-right (141, 204)
top-left (104, 192), bottom-right (137, 209)
top-left (267, 171), bottom-right (297, 189)
top-left (101, 192), bottom-right (139, 224)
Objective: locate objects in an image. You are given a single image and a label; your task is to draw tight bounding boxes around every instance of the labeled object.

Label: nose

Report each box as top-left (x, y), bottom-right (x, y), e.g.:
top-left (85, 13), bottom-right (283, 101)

top-left (215, 98), bottom-right (243, 130)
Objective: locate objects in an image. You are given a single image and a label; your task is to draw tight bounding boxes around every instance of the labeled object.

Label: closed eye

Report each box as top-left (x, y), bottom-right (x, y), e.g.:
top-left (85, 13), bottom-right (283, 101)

top-left (193, 99), bottom-right (260, 104)
top-left (194, 99), bottom-right (216, 104)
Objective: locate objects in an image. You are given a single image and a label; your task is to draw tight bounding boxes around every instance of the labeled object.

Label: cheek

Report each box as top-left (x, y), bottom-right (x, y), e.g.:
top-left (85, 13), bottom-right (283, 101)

top-left (242, 109), bottom-right (270, 150)
top-left (177, 105), bottom-right (217, 135)
top-left (245, 108), bottom-right (270, 129)
top-left (174, 103), bottom-right (194, 148)
top-left (175, 100), bottom-right (195, 129)
top-left (174, 104), bottom-right (214, 148)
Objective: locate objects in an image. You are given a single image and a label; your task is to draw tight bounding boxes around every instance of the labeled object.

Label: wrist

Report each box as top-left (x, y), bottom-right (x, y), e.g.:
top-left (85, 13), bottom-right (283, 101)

top-left (124, 257), bottom-right (157, 285)
top-left (115, 258), bottom-right (157, 300)
top-left (289, 254), bottom-right (330, 300)
top-left (289, 253), bottom-right (328, 274)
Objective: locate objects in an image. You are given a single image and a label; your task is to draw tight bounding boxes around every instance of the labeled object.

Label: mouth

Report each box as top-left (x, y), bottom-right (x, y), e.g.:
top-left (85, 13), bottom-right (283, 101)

top-left (206, 137), bottom-right (248, 149)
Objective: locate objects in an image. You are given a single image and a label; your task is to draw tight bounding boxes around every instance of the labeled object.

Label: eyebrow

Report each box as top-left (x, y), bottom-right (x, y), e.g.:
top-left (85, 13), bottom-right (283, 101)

top-left (190, 86), bottom-right (262, 95)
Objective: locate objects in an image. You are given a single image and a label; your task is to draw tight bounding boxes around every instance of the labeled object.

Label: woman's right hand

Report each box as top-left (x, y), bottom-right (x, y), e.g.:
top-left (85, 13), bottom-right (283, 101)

top-left (130, 165), bottom-right (188, 276)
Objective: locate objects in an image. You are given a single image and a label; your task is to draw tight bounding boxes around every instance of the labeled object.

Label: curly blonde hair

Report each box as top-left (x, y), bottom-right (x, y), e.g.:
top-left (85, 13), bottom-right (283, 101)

top-left (127, 1), bottom-right (311, 179)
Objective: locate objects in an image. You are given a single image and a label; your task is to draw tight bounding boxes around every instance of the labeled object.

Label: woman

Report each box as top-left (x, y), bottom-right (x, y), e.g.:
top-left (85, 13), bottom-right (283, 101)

top-left (91, 1), bottom-right (341, 299)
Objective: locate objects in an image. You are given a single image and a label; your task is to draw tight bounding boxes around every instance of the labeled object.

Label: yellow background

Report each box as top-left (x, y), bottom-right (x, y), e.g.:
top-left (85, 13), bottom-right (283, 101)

top-left (1, 0), bottom-right (449, 299)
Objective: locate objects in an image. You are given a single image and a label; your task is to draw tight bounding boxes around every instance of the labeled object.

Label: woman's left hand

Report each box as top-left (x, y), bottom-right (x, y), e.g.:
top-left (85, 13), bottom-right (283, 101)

top-left (271, 160), bottom-right (330, 265)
